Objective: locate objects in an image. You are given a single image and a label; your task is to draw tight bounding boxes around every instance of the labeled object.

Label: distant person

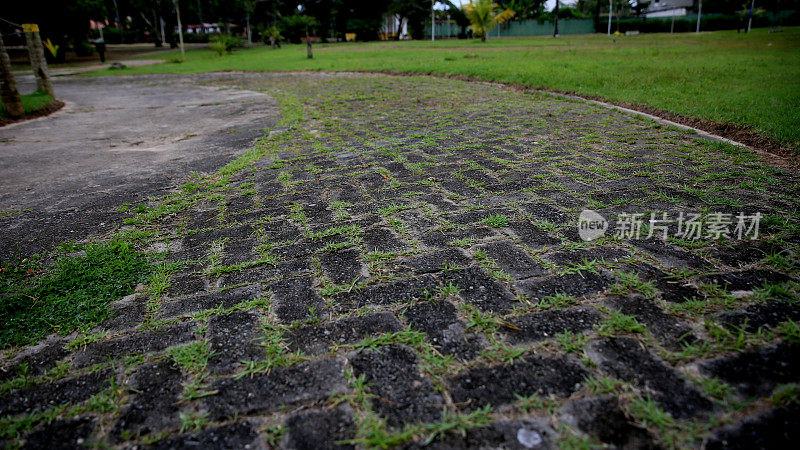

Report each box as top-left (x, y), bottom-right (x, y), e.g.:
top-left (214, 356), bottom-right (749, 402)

top-left (94, 39), bottom-right (106, 62)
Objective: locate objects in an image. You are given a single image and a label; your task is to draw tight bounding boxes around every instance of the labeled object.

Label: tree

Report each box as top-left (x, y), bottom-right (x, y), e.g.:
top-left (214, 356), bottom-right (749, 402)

top-left (463, 0), bottom-right (515, 41)
top-left (498, 0), bottom-right (545, 20)
top-left (0, 33), bottom-right (24, 119)
top-left (388, 0), bottom-right (430, 40)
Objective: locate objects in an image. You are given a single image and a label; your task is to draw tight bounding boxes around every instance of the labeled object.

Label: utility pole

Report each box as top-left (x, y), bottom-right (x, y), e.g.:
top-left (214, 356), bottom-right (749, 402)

top-left (431, 0), bottom-right (435, 41)
top-left (173, 0), bottom-right (185, 60)
top-left (671, 11), bottom-right (675, 33)
top-left (696, 0), bottom-right (702, 33)
top-left (747, 0), bottom-right (755, 33)
top-left (554, 0), bottom-right (560, 37)
top-left (0, 32), bottom-right (24, 118)
top-left (608, 0), bottom-right (613, 35)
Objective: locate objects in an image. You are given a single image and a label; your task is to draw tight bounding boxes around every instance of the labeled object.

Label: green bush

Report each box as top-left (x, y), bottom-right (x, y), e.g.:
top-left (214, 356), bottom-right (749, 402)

top-left (209, 34), bottom-right (243, 55)
top-left (262, 25), bottom-right (284, 47)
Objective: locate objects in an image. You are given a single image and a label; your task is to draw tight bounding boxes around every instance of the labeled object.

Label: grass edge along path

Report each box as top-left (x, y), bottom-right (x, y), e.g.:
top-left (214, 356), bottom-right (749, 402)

top-left (86, 27), bottom-right (800, 155)
top-left (0, 91), bottom-right (64, 126)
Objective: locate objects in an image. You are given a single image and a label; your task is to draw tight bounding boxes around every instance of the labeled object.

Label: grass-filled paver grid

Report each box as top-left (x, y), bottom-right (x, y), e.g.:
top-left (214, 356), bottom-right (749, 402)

top-left (1, 72), bottom-right (799, 448)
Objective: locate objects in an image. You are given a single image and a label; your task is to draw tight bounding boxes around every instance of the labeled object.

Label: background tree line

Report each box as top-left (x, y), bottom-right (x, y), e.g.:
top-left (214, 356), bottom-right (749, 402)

top-left (2, 0), bottom-right (798, 55)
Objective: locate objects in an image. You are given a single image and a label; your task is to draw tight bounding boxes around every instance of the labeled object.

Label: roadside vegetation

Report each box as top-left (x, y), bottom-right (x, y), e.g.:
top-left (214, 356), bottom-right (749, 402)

top-left (94, 27), bottom-right (800, 151)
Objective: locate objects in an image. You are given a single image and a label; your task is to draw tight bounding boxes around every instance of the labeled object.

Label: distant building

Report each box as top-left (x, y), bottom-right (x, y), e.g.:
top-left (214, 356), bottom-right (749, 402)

top-left (379, 15), bottom-right (408, 40)
top-left (186, 23), bottom-right (223, 34)
top-left (645, 0), bottom-right (694, 18)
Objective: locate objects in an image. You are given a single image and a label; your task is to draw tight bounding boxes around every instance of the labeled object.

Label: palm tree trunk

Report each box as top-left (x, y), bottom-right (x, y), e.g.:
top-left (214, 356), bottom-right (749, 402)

top-left (0, 33), bottom-right (24, 118)
top-left (25, 29), bottom-right (55, 97)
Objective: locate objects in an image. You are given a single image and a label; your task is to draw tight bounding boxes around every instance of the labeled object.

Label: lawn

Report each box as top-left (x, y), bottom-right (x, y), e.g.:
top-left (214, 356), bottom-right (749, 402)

top-left (0, 91), bottom-right (55, 118)
top-left (0, 241), bottom-right (151, 347)
top-left (92, 27), bottom-right (800, 151)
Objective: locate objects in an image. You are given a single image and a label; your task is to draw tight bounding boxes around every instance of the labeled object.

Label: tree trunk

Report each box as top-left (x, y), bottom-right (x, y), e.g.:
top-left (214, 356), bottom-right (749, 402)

top-left (246, 14), bottom-right (252, 45)
top-left (0, 33), bottom-right (24, 118)
top-left (153, 8), bottom-right (163, 47)
top-left (554, 0), bottom-right (560, 37)
top-left (306, 26), bottom-right (312, 59)
top-left (394, 16), bottom-right (404, 41)
top-left (173, 0), bottom-right (185, 60)
top-left (25, 29), bottom-right (55, 97)
top-left (112, 0), bottom-right (123, 43)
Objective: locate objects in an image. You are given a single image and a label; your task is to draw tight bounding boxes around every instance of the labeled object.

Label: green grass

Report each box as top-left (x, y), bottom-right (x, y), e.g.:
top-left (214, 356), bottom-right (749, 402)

top-left (92, 28), bottom-right (800, 149)
top-left (0, 91), bottom-right (55, 118)
top-left (481, 214), bottom-right (510, 228)
top-left (0, 241), bottom-right (151, 347)
top-left (168, 341), bottom-right (214, 374)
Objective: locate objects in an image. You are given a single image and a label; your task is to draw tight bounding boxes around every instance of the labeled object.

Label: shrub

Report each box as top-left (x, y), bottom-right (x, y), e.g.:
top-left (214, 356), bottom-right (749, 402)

top-left (209, 34), bottom-right (242, 55)
top-left (262, 25), bottom-right (284, 48)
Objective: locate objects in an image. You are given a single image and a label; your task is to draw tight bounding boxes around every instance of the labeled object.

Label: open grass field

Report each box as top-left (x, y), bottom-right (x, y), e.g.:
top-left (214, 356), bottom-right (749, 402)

top-left (94, 27), bottom-right (800, 152)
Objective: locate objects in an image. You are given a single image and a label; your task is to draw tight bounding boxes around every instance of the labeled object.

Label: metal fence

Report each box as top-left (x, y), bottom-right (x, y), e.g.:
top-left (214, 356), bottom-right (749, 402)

top-left (427, 19), bottom-right (595, 39)
top-left (497, 19), bottom-right (595, 37)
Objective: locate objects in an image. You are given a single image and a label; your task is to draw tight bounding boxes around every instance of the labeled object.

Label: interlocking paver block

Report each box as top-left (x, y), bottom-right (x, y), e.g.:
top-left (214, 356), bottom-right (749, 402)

top-left (477, 240), bottom-right (547, 280)
top-left (206, 358), bottom-right (347, 420)
top-left (0, 369), bottom-right (113, 416)
top-left (349, 345), bottom-right (443, 426)
top-left (589, 337), bottom-right (712, 419)
top-left (72, 322), bottom-right (197, 368)
top-left (112, 360), bottom-right (183, 438)
top-left (447, 355), bottom-right (587, 410)
top-left (207, 311), bottom-right (264, 374)
top-left (441, 267), bottom-right (517, 314)
top-left (285, 311), bottom-right (402, 355)
top-left (505, 306), bottom-right (602, 344)
top-left (404, 300), bottom-right (482, 360)
top-left (159, 285), bottom-right (260, 318)
top-left (283, 406), bottom-right (356, 450)
top-left (516, 271), bottom-right (612, 301)
top-left (270, 276), bottom-right (327, 323)
top-left (699, 343), bottom-right (800, 397)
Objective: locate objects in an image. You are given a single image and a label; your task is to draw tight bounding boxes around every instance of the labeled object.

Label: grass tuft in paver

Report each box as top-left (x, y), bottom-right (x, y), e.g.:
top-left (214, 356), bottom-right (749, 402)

top-left (596, 311), bottom-right (647, 336)
top-left (609, 272), bottom-right (658, 299)
top-left (481, 214), bottom-right (509, 228)
top-left (168, 341), bottom-right (215, 374)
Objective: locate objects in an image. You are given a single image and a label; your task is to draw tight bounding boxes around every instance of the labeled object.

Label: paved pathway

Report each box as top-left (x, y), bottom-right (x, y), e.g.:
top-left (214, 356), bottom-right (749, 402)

top-left (1, 72), bottom-right (798, 448)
